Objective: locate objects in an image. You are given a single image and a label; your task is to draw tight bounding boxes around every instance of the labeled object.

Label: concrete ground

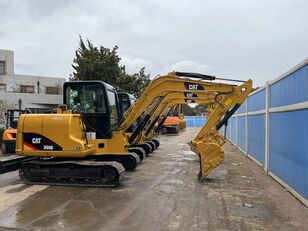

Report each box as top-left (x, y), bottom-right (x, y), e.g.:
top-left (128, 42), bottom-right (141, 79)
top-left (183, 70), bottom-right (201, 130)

top-left (0, 128), bottom-right (307, 231)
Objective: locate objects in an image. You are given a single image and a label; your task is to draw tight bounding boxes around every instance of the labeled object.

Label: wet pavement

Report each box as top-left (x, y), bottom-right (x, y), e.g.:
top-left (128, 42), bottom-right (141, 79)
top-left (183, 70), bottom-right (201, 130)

top-left (0, 128), bottom-right (307, 231)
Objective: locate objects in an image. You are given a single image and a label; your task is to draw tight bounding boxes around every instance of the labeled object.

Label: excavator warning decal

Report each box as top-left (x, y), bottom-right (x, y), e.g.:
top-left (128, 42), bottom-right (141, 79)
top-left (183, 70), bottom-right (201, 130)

top-left (184, 82), bottom-right (204, 90)
top-left (224, 98), bottom-right (233, 106)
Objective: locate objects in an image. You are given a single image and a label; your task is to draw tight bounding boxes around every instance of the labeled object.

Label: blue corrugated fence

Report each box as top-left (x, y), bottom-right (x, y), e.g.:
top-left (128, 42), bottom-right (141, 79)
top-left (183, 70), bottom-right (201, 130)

top-left (226, 59), bottom-right (308, 206)
top-left (183, 59), bottom-right (308, 205)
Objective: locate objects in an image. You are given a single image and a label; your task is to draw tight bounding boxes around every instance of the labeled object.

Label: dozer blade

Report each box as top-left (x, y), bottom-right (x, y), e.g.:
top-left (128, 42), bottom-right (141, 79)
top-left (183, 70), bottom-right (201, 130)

top-left (197, 142), bottom-right (225, 182)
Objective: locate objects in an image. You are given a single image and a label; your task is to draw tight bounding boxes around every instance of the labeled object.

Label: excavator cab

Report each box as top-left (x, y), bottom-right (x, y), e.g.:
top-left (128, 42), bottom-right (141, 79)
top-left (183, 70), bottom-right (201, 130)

top-left (118, 92), bottom-right (136, 117)
top-left (118, 92), bottom-right (141, 133)
top-left (63, 81), bottom-right (121, 139)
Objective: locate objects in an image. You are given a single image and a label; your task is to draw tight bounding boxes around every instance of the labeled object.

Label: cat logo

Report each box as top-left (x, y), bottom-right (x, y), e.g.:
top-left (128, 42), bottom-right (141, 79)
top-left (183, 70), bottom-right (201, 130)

top-left (32, 138), bottom-right (42, 144)
top-left (184, 92), bottom-right (198, 98)
top-left (188, 84), bottom-right (198, 90)
top-left (184, 82), bottom-right (205, 90)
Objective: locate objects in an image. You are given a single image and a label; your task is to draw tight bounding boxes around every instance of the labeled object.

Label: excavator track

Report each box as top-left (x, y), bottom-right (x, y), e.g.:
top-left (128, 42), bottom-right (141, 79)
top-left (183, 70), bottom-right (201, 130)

top-left (144, 142), bottom-right (153, 153)
top-left (92, 153), bottom-right (140, 171)
top-left (131, 143), bottom-right (152, 156)
top-left (19, 159), bottom-right (125, 187)
top-left (146, 140), bottom-right (157, 150)
top-left (152, 139), bottom-right (160, 148)
top-left (128, 147), bottom-right (146, 161)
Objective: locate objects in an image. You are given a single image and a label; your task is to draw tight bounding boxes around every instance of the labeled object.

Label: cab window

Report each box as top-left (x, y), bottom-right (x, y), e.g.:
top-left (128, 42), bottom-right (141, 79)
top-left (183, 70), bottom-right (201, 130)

top-left (66, 84), bottom-right (107, 113)
top-left (107, 90), bottom-right (119, 125)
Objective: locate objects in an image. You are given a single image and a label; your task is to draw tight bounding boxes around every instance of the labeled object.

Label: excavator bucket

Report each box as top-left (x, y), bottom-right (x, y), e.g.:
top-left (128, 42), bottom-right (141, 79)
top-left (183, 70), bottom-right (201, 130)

top-left (194, 134), bottom-right (226, 182)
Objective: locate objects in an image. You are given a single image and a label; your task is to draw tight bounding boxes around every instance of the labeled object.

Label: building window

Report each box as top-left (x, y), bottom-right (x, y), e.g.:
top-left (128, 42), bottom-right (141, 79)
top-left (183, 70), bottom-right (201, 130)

top-left (20, 85), bottom-right (35, 93)
top-left (0, 84), bottom-right (5, 91)
top-left (0, 61), bottom-right (5, 75)
top-left (45, 86), bottom-right (60, 95)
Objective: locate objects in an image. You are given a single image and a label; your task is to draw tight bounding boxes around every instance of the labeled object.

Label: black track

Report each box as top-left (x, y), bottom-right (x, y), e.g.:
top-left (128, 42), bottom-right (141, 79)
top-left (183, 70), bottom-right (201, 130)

top-left (152, 139), bottom-right (160, 148)
top-left (19, 159), bottom-right (125, 187)
top-left (146, 141), bottom-right (156, 151)
top-left (93, 153), bottom-right (140, 171)
top-left (131, 143), bottom-right (152, 156)
top-left (128, 147), bottom-right (146, 161)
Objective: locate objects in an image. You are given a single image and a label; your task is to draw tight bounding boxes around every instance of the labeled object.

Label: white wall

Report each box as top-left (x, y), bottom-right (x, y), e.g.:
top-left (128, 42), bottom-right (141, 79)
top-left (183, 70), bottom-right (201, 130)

top-left (0, 91), bottom-right (62, 109)
top-left (14, 74), bottom-right (65, 94)
top-left (0, 49), bottom-right (14, 91)
top-left (0, 49), bottom-right (66, 110)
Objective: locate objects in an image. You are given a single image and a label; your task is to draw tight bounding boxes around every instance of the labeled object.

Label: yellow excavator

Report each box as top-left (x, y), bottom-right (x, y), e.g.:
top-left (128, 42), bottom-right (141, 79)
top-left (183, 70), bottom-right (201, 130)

top-left (15, 72), bottom-right (252, 186)
top-left (118, 92), bottom-right (158, 156)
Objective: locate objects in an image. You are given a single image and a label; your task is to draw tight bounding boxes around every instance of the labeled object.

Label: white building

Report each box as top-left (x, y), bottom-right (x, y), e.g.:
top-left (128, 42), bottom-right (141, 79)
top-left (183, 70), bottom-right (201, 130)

top-left (0, 49), bottom-right (66, 112)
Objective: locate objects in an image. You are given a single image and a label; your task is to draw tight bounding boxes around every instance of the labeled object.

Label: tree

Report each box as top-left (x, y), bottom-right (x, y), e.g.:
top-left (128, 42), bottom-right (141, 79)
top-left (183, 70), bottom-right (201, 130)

top-left (71, 36), bottom-right (150, 97)
top-left (117, 67), bottom-right (151, 97)
top-left (0, 100), bottom-right (16, 129)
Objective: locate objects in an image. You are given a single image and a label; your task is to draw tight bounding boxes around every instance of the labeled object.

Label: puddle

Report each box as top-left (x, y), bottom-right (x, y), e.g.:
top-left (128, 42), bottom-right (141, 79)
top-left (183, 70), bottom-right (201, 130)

top-left (181, 150), bottom-right (195, 156)
top-left (164, 179), bottom-right (184, 186)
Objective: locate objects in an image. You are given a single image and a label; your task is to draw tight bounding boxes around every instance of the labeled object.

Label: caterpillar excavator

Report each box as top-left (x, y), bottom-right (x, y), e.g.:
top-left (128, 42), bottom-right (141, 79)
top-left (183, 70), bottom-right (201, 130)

top-left (15, 72), bottom-right (252, 187)
top-left (118, 92), bottom-right (158, 156)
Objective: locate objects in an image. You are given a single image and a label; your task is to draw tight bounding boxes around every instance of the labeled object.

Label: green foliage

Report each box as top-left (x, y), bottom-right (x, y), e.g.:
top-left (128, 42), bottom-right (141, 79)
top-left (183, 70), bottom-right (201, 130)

top-left (71, 36), bottom-right (150, 97)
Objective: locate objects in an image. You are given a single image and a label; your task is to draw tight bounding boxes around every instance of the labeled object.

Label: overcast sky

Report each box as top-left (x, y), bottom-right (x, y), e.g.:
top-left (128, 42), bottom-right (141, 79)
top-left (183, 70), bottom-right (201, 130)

top-left (0, 0), bottom-right (307, 87)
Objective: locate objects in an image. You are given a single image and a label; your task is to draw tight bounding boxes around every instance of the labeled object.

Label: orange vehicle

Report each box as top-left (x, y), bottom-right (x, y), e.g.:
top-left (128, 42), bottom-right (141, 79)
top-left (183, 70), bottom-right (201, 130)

top-left (160, 105), bottom-right (186, 134)
top-left (2, 109), bottom-right (30, 154)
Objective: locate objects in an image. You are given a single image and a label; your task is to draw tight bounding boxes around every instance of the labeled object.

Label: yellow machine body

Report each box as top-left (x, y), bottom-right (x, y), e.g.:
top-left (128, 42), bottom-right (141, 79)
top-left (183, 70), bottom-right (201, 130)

top-left (16, 114), bottom-right (130, 157)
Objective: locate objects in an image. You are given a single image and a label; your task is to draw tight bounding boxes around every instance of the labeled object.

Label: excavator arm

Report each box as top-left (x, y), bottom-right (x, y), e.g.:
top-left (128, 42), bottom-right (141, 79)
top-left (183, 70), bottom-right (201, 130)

top-left (119, 72), bottom-right (252, 179)
top-left (144, 83), bottom-right (252, 180)
top-left (192, 80), bottom-right (252, 181)
top-left (119, 72), bottom-right (237, 144)
top-left (143, 82), bottom-right (252, 180)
